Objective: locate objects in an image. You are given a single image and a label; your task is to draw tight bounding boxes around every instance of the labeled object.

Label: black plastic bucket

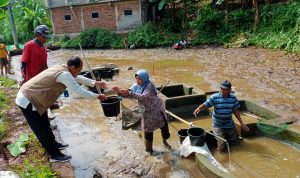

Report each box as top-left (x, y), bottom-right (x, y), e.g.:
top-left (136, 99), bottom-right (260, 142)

top-left (177, 129), bottom-right (188, 144)
top-left (188, 127), bottom-right (205, 146)
top-left (100, 96), bottom-right (121, 117)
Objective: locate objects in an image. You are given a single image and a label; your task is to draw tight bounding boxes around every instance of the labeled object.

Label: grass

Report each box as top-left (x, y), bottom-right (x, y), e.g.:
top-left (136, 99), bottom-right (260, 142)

top-left (0, 77), bottom-right (57, 178)
top-left (7, 134), bottom-right (57, 178)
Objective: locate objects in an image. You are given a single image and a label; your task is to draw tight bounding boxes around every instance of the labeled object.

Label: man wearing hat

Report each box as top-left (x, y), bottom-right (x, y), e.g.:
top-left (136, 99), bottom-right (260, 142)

top-left (193, 80), bottom-right (249, 151)
top-left (20, 25), bottom-right (51, 85)
top-left (20, 25), bottom-right (59, 125)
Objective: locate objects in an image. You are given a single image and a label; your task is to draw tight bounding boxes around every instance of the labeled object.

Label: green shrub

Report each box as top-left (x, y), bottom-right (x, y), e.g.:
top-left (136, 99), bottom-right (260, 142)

top-left (62, 36), bottom-right (81, 49)
top-left (95, 29), bottom-right (115, 48)
top-left (61, 34), bottom-right (71, 43)
top-left (111, 37), bottom-right (124, 49)
top-left (128, 23), bottom-right (162, 48)
top-left (79, 28), bottom-right (99, 48)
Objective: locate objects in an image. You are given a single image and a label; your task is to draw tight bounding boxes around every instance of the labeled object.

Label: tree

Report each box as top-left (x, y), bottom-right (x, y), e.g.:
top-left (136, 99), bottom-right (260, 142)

top-left (0, 0), bottom-right (51, 44)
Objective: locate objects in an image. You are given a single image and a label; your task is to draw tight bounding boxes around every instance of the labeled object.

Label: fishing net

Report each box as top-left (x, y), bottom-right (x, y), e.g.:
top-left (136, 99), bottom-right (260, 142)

top-left (256, 119), bottom-right (288, 136)
top-left (121, 100), bottom-right (145, 130)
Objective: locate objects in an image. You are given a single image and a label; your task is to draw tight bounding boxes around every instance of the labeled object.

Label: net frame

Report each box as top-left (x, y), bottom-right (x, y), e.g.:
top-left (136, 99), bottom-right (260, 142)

top-left (256, 119), bottom-right (288, 136)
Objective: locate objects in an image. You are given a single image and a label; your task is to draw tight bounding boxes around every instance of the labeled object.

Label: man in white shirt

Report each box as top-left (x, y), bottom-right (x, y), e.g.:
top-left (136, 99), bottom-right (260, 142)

top-left (16, 56), bottom-right (108, 163)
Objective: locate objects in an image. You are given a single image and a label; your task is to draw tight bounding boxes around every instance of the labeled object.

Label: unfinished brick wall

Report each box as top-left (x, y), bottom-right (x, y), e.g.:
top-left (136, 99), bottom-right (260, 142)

top-left (50, 0), bottom-right (141, 35)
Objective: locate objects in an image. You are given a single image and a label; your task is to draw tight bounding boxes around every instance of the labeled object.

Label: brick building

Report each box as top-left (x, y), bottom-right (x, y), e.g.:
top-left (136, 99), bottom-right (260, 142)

top-left (44, 0), bottom-right (148, 37)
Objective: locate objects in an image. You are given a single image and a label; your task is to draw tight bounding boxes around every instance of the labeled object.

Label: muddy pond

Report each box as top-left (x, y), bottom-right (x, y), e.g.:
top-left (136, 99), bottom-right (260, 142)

top-left (11, 47), bottom-right (300, 177)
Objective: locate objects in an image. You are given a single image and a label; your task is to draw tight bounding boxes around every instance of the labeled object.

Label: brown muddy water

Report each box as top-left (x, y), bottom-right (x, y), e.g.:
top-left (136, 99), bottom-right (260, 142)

top-left (10, 48), bottom-right (300, 178)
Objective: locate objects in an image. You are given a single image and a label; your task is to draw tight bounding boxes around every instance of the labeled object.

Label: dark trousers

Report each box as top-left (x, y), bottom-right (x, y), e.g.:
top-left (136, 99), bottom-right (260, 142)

top-left (144, 119), bottom-right (170, 142)
top-left (20, 104), bottom-right (61, 157)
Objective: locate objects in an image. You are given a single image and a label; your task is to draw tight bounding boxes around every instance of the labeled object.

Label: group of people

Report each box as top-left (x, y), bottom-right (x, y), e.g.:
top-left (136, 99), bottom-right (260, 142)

top-left (15, 24), bottom-right (249, 163)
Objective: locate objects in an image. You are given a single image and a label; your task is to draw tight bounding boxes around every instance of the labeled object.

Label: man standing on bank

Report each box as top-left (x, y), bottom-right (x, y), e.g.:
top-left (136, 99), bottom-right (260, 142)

top-left (20, 25), bottom-right (51, 85)
top-left (15, 56), bottom-right (108, 162)
top-left (193, 80), bottom-right (249, 151)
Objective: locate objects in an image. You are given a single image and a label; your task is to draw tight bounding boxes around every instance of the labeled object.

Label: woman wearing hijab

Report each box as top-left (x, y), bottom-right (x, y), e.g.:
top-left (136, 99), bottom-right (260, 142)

top-left (113, 69), bottom-right (171, 155)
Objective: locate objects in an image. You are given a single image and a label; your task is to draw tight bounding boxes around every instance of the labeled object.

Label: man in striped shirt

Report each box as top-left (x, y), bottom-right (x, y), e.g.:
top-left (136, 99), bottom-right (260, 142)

top-left (193, 80), bottom-right (249, 151)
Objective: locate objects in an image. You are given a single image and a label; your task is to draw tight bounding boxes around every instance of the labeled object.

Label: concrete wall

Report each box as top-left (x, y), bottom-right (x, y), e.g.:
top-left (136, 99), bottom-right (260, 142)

top-left (49, 0), bottom-right (141, 34)
top-left (115, 1), bottom-right (141, 31)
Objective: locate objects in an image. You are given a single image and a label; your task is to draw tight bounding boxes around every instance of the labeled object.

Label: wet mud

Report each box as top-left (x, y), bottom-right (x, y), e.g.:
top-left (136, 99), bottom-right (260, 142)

top-left (10, 47), bottom-right (300, 177)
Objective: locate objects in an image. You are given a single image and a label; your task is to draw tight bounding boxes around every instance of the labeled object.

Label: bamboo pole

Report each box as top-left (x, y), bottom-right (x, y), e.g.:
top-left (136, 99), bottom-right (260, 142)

top-left (79, 43), bottom-right (102, 94)
top-left (165, 110), bottom-right (228, 143)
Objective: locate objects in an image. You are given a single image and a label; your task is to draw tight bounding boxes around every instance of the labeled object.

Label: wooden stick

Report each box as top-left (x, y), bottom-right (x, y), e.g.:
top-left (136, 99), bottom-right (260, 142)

top-left (79, 43), bottom-right (102, 94)
top-left (157, 80), bottom-right (170, 94)
top-left (165, 110), bottom-right (228, 143)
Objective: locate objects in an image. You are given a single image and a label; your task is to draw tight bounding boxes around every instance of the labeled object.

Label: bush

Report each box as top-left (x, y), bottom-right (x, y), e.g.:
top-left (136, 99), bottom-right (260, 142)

top-left (192, 1), bottom-right (300, 53)
top-left (95, 29), bottom-right (115, 48)
top-left (79, 28), bottom-right (99, 48)
top-left (61, 34), bottom-right (71, 43)
top-left (128, 23), bottom-right (162, 48)
top-left (62, 36), bottom-right (81, 49)
top-left (111, 37), bottom-right (124, 49)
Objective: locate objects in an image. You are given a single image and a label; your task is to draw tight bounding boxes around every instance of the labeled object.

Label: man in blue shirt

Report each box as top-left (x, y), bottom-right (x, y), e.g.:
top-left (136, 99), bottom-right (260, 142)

top-left (193, 80), bottom-right (249, 151)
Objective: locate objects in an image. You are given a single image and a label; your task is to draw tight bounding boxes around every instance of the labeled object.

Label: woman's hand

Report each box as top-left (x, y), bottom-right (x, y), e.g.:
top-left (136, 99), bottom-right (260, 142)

top-left (98, 94), bottom-right (108, 101)
top-left (119, 89), bottom-right (129, 96)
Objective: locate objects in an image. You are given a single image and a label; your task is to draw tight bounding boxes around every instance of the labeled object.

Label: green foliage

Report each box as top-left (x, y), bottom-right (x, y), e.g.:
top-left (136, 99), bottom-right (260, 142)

top-left (61, 34), bottom-right (71, 43)
top-left (0, 0), bottom-right (52, 44)
top-left (128, 23), bottom-right (161, 48)
top-left (62, 36), bottom-right (81, 49)
top-left (0, 90), bottom-right (8, 111)
top-left (0, 119), bottom-right (8, 140)
top-left (79, 28), bottom-right (99, 48)
top-left (193, 6), bottom-right (254, 45)
top-left (19, 160), bottom-right (57, 178)
top-left (192, 1), bottom-right (300, 53)
top-left (63, 28), bottom-right (120, 49)
top-left (128, 22), bottom-right (175, 48)
top-left (0, 77), bottom-right (12, 140)
top-left (8, 134), bottom-right (29, 157)
top-left (111, 37), bottom-right (124, 49)
top-left (248, 0), bottom-right (300, 53)
top-left (95, 29), bottom-right (115, 48)
top-left (0, 76), bottom-right (17, 87)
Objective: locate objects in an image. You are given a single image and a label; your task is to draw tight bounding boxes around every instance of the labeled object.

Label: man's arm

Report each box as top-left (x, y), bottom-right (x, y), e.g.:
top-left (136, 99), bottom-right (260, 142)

top-left (21, 62), bottom-right (26, 78)
top-left (233, 108), bottom-right (249, 131)
top-left (76, 75), bottom-right (107, 89)
top-left (57, 72), bottom-right (107, 100)
top-left (193, 103), bottom-right (206, 117)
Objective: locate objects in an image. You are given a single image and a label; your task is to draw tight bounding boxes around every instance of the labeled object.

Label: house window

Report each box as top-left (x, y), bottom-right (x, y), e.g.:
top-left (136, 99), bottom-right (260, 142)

top-left (91, 12), bottom-right (99, 19)
top-left (64, 15), bottom-right (71, 21)
top-left (124, 10), bottom-right (132, 16)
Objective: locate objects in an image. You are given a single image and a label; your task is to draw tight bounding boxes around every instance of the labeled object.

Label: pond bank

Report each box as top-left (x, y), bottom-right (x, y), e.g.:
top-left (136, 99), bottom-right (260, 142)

top-left (5, 47), bottom-right (300, 177)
